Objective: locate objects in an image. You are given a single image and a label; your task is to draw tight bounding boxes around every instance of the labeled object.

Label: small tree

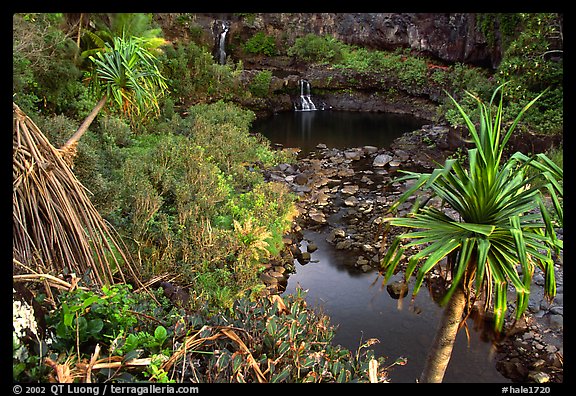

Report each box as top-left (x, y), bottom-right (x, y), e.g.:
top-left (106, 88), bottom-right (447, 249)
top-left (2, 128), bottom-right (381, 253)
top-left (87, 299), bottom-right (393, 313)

top-left (380, 83), bottom-right (562, 383)
top-left (60, 35), bottom-right (168, 158)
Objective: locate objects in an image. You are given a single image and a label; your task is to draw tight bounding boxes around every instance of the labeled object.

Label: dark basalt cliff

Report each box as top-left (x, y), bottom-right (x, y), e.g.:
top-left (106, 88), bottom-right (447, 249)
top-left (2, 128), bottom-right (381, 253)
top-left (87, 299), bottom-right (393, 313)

top-left (158, 13), bottom-right (502, 69)
top-left (154, 13), bottom-right (503, 119)
top-left (234, 13), bottom-right (501, 68)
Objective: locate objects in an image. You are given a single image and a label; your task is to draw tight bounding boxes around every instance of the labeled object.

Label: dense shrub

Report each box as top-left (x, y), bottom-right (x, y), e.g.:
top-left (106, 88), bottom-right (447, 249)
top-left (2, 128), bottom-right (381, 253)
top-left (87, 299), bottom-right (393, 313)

top-left (243, 32), bottom-right (277, 56)
top-left (13, 13), bottom-right (94, 119)
top-left (185, 101), bottom-right (279, 190)
top-left (109, 102), bottom-right (297, 310)
top-left (160, 41), bottom-right (244, 104)
top-left (288, 34), bottom-right (346, 64)
top-left (248, 70), bottom-right (273, 98)
top-left (16, 287), bottom-right (395, 383)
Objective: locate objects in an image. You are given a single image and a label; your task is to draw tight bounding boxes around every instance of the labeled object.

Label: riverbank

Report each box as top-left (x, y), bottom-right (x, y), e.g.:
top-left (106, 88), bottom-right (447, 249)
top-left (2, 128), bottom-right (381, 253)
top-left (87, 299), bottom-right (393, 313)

top-left (259, 123), bottom-right (563, 383)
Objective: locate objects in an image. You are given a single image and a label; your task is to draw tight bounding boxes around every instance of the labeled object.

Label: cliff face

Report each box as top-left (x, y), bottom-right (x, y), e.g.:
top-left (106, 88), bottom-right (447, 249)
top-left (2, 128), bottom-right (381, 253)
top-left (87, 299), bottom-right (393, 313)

top-left (155, 13), bottom-right (503, 118)
top-left (158, 13), bottom-right (502, 68)
top-left (199, 13), bottom-right (501, 69)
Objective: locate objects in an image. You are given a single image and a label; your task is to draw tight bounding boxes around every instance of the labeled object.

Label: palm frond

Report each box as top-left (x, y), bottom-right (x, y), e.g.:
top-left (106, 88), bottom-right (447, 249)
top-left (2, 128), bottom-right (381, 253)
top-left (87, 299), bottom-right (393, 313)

top-left (380, 83), bottom-right (562, 332)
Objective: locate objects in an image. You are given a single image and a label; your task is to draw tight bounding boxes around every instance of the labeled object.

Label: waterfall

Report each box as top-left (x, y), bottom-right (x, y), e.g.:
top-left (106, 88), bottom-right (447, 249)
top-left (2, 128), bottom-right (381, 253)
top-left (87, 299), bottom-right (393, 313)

top-left (298, 79), bottom-right (317, 111)
top-left (217, 21), bottom-right (229, 65)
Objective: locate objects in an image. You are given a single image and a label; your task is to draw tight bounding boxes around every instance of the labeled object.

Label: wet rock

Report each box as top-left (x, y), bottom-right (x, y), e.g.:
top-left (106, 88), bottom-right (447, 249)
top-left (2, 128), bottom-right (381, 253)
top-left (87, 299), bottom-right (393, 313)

top-left (308, 209), bottom-right (326, 224)
top-left (268, 270), bottom-right (286, 279)
top-left (336, 239), bottom-right (353, 250)
top-left (307, 243), bottom-right (318, 253)
top-left (344, 149), bottom-right (363, 160)
top-left (288, 244), bottom-right (302, 257)
top-left (341, 184), bottom-right (359, 195)
top-left (359, 243), bottom-right (374, 253)
top-left (326, 228), bottom-right (346, 243)
top-left (497, 359), bottom-right (529, 381)
top-left (337, 168), bottom-right (355, 178)
top-left (360, 264), bottom-right (372, 272)
top-left (297, 251), bottom-right (311, 264)
top-left (260, 272), bottom-right (278, 284)
top-left (344, 196), bottom-right (359, 207)
top-left (293, 185), bottom-right (312, 193)
top-left (386, 280), bottom-right (409, 299)
top-left (294, 173), bottom-right (309, 185)
top-left (363, 145), bottom-right (378, 155)
top-left (393, 149), bottom-right (410, 161)
top-left (547, 314), bottom-right (563, 330)
top-left (356, 256), bottom-right (369, 266)
top-left (273, 265), bottom-right (286, 274)
top-left (528, 371), bottom-right (550, 383)
top-left (373, 153), bottom-right (393, 167)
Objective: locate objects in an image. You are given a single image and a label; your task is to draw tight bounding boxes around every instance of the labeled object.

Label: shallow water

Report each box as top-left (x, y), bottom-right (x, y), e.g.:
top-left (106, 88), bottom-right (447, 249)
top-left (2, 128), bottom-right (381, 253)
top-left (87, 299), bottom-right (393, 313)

top-left (257, 110), bottom-right (510, 383)
top-left (253, 110), bottom-right (426, 156)
top-left (284, 230), bottom-right (509, 383)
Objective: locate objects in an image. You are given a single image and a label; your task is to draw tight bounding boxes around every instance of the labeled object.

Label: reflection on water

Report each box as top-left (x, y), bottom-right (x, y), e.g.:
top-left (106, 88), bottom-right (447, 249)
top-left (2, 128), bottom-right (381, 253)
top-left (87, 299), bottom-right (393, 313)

top-left (283, 230), bottom-right (508, 383)
top-left (253, 110), bottom-right (426, 156)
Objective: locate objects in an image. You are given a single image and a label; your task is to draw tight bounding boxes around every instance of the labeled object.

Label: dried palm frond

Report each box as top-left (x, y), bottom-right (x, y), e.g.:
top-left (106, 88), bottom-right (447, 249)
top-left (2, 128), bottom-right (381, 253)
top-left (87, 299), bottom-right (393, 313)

top-left (13, 102), bottom-right (140, 289)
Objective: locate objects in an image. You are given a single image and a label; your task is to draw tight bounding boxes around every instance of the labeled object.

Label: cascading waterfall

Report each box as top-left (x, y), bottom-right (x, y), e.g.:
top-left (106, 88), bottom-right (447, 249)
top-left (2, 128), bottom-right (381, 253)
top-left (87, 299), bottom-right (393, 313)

top-left (217, 21), bottom-right (229, 65)
top-left (297, 79), bottom-right (317, 111)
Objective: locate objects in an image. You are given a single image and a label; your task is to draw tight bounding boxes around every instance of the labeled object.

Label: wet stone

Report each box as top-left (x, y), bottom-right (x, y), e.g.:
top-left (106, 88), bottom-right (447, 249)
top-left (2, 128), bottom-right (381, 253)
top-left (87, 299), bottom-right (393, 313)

top-left (341, 184), bottom-right (359, 195)
top-left (386, 280), bottom-right (409, 299)
top-left (307, 243), bottom-right (318, 253)
top-left (344, 149), bottom-right (363, 160)
top-left (528, 371), bottom-right (550, 383)
top-left (373, 153), bottom-right (393, 167)
top-left (344, 196), bottom-right (359, 207)
top-left (363, 146), bottom-right (378, 155)
top-left (298, 251), bottom-right (311, 265)
top-left (336, 240), bottom-right (353, 250)
top-left (548, 314), bottom-right (563, 330)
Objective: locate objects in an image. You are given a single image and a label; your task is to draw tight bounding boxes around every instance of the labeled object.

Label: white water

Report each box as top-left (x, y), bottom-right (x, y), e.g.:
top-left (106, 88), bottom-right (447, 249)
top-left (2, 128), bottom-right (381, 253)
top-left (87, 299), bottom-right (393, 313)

top-left (298, 79), bottom-right (317, 111)
top-left (218, 22), bottom-right (229, 65)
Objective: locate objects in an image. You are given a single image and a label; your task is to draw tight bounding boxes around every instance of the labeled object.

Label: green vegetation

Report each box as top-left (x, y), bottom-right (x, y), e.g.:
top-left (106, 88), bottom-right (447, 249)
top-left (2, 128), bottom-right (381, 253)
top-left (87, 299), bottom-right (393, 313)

top-left (13, 12), bottom-right (563, 383)
top-left (243, 32), bottom-right (277, 56)
top-left (15, 286), bottom-right (397, 382)
top-left (288, 33), bottom-right (347, 64)
top-left (161, 41), bottom-right (245, 104)
top-left (110, 102), bottom-right (298, 310)
top-left (380, 84), bottom-right (562, 382)
top-left (248, 69), bottom-right (273, 97)
top-left (286, 26), bottom-right (562, 135)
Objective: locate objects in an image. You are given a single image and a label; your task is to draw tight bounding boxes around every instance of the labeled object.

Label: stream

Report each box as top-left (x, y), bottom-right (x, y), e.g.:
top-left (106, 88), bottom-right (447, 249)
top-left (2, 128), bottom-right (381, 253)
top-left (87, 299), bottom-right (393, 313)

top-left (284, 229), bottom-right (507, 383)
top-left (254, 110), bottom-right (510, 383)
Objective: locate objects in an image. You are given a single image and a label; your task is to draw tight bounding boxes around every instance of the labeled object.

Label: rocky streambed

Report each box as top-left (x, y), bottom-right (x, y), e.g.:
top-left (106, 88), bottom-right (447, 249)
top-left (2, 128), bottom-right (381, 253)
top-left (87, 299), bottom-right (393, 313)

top-left (259, 124), bottom-right (564, 383)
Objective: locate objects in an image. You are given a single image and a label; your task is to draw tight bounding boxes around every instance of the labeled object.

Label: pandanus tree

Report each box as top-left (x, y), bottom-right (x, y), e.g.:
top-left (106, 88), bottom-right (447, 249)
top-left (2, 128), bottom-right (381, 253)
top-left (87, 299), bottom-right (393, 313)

top-left (13, 32), bottom-right (168, 288)
top-left (60, 34), bottom-right (168, 160)
top-left (380, 83), bottom-right (563, 383)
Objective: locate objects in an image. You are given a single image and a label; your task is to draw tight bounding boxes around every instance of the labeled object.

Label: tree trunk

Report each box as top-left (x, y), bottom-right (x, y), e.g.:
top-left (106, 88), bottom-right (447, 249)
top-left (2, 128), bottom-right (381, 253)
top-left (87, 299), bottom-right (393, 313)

top-left (74, 13), bottom-right (83, 64)
top-left (419, 285), bottom-right (467, 383)
top-left (61, 95), bottom-right (107, 151)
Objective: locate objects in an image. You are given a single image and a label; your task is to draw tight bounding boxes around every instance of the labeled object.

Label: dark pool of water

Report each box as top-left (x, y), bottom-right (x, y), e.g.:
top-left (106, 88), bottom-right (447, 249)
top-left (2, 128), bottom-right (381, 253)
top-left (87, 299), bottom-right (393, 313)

top-left (253, 110), bottom-right (426, 156)
top-left (256, 110), bottom-right (509, 382)
top-left (284, 230), bottom-right (509, 383)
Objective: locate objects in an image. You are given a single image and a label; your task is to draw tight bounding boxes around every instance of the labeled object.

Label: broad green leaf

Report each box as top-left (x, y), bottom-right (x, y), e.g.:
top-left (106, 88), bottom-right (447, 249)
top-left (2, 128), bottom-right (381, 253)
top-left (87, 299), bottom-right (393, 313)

top-left (154, 326), bottom-right (168, 343)
top-left (440, 238), bottom-right (474, 306)
top-left (452, 222), bottom-right (495, 236)
top-left (266, 317), bottom-right (277, 336)
top-left (412, 239), bottom-right (460, 296)
top-left (271, 365), bottom-right (291, 383)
